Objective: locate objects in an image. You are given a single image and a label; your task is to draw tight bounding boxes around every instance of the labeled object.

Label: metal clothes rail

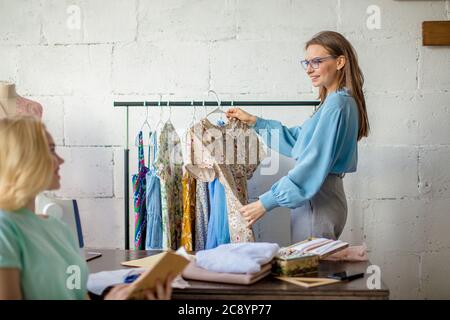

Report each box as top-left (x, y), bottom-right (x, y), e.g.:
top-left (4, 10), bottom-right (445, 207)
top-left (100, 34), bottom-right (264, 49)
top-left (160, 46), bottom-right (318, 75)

top-left (114, 100), bottom-right (320, 249)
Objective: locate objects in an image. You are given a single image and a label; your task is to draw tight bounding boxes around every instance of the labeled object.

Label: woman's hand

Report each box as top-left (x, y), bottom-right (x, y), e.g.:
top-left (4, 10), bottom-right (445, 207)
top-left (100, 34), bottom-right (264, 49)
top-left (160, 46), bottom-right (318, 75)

top-left (226, 108), bottom-right (257, 126)
top-left (239, 200), bottom-right (266, 227)
top-left (104, 274), bottom-right (174, 300)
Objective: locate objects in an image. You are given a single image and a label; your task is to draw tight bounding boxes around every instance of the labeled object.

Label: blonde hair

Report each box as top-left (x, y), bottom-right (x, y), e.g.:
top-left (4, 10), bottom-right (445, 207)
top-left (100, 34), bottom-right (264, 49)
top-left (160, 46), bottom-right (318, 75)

top-left (306, 31), bottom-right (370, 140)
top-left (0, 116), bottom-right (54, 211)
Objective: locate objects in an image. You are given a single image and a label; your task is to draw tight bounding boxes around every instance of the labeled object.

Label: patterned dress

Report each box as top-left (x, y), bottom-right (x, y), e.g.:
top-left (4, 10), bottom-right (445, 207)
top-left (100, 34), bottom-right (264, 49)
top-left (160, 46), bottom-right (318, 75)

top-left (132, 131), bottom-right (149, 250)
top-left (181, 171), bottom-right (196, 251)
top-left (194, 181), bottom-right (210, 251)
top-left (185, 118), bottom-right (266, 243)
top-left (155, 121), bottom-right (184, 250)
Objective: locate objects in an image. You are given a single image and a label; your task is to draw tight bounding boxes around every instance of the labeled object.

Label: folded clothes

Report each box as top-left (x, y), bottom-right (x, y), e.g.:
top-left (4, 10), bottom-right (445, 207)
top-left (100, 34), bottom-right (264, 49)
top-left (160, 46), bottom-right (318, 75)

top-left (195, 242), bottom-right (280, 274)
top-left (322, 244), bottom-right (368, 262)
top-left (183, 262), bottom-right (272, 285)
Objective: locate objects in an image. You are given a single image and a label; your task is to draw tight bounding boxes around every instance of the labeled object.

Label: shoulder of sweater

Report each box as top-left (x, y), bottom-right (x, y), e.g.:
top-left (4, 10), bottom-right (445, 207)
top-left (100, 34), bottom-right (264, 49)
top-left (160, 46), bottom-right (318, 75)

top-left (322, 91), bottom-right (354, 114)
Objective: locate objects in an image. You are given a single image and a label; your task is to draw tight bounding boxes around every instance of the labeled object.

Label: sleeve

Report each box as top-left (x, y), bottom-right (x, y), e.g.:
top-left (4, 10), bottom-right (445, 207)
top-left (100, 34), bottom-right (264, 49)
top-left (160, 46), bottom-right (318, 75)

top-left (245, 127), bottom-right (267, 179)
top-left (252, 117), bottom-right (303, 158)
top-left (258, 106), bottom-right (346, 211)
top-left (0, 218), bottom-right (22, 270)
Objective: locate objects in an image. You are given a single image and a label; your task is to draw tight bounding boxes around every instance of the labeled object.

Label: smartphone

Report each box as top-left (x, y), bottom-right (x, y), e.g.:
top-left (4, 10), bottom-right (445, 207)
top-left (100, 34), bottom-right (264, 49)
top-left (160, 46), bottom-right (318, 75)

top-left (328, 271), bottom-right (364, 281)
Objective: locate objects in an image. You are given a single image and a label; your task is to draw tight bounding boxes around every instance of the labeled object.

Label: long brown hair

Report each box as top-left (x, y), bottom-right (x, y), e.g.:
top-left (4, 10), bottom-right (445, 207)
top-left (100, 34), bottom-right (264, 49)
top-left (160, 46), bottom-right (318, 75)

top-left (306, 31), bottom-right (370, 140)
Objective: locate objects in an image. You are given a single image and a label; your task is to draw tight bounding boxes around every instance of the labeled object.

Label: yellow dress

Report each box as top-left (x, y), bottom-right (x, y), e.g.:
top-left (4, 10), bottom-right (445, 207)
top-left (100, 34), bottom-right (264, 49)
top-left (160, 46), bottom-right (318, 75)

top-left (181, 171), bottom-right (196, 251)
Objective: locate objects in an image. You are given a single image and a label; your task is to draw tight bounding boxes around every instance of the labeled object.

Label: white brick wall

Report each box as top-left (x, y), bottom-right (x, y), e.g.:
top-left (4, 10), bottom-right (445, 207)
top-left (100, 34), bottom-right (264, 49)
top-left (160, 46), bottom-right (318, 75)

top-left (1, 0), bottom-right (449, 299)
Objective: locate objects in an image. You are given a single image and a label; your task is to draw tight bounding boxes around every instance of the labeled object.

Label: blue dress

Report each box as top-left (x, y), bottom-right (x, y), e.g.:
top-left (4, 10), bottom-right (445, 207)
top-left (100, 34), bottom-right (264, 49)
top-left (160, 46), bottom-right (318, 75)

top-left (205, 178), bottom-right (230, 249)
top-left (145, 132), bottom-right (163, 249)
top-left (205, 119), bottom-right (231, 249)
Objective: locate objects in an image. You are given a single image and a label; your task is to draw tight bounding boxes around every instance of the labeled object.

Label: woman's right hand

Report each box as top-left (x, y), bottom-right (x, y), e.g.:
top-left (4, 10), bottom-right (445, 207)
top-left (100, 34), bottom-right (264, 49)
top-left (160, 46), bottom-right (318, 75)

top-left (226, 108), bottom-right (257, 126)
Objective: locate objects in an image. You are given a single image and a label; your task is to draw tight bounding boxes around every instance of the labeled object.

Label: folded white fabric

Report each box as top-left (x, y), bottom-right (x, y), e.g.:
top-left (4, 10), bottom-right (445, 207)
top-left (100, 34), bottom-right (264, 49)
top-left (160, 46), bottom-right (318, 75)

top-left (195, 242), bottom-right (280, 274)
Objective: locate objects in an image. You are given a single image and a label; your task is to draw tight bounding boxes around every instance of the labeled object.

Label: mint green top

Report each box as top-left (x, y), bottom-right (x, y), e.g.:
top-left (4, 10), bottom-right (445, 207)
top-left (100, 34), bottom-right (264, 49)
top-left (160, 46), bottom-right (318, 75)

top-left (0, 208), bottom-right (89, 300)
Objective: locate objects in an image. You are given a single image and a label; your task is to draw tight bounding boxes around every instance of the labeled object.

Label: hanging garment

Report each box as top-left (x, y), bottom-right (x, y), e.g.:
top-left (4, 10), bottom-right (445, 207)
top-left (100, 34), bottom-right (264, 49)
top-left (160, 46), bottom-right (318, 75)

top-left (132, 131), bottom-right (149, 250)
top-left (16, 96), bottom-right (43, 118)
top-left (181, 171), bottom-right (196, 251)
top-left (183, 122), bottom-right (210, 251)
top-left (206, 178), bottom-right (230, 249)
top-left (145, 132), bottom-right (163, 250)
top-left (185, 118), bottom-right (266, 243)
top-left (194, 181), bottom-right (210, 251)
top-left (155, 121), bottom-right (184, 250)
top-left (160, 175), bottom-right (170, 249)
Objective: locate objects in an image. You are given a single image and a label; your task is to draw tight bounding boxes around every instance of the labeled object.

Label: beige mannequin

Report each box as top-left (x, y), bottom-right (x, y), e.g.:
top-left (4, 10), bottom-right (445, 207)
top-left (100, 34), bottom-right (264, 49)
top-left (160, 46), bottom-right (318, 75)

top-left (0, 81), bottom-right (17, 117)
top-left (0, 81), bottom-right (43, 119)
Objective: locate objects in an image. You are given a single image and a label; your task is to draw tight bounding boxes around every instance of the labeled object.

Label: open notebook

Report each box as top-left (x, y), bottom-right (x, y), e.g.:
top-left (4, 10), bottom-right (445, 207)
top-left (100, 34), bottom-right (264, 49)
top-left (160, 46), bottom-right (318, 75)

top-left (280, 238), bottom-right (349, 259)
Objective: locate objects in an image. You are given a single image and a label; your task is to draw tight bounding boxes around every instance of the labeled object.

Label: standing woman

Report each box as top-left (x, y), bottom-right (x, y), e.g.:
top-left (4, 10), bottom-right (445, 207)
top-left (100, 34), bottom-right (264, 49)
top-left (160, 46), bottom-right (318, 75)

top-left (226, 31), bottom-right (370, 242)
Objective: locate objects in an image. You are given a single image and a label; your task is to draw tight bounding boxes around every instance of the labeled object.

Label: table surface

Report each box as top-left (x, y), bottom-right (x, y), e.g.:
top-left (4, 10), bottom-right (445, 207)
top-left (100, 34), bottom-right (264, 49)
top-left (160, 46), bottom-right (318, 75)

top-left (86, 249), bottom-right (390, 300)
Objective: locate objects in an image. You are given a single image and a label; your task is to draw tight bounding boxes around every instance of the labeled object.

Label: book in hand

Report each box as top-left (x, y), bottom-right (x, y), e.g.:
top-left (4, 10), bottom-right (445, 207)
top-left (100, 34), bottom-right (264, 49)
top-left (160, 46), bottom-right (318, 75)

top-left (281, 238), bottom-right (349, 259)
top-left (121, 251), bottom-right (190, 299)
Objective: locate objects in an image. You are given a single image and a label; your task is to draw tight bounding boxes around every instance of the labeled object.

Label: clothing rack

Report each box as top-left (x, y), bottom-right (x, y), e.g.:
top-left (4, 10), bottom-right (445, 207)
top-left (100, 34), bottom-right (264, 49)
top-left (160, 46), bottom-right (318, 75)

top-left (114, 100), bottom-right (320, 250)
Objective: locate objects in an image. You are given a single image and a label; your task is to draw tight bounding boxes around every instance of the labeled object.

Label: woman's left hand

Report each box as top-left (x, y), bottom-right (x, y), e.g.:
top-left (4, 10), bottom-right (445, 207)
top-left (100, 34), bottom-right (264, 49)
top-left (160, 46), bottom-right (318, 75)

top-left (239, 200), bottom-right (266, 227)
top-left (104, 274), bottom-right (174, 300)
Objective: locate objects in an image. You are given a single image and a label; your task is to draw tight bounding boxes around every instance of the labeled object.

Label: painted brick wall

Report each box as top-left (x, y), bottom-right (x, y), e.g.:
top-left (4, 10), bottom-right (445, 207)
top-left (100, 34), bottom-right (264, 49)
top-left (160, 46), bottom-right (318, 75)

top-left (1, 0), bottom-right (449, 299)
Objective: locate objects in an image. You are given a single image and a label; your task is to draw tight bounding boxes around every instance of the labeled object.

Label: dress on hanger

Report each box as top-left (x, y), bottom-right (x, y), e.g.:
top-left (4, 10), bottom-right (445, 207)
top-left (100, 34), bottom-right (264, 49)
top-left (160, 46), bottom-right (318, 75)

top-left (181, 171), bottom-right (196, 251)
top-left (206, 177), bottom-right (230, 249)
top-left (185, 118), bottom-right (266, 243)
top-left (145, 132), bottom-right (163, 250)
top-left (194, 181), bottom-right (210, 251)
top-left (132, 131), bottom-right (149, 250)
top-left (155, 121), bottom-right (184, 250)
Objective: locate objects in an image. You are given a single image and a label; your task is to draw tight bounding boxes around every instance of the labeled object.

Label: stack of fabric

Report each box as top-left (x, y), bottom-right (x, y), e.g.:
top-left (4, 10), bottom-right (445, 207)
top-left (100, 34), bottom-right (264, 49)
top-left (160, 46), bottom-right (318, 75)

top-left (182, 242), bottom-right (280, 285)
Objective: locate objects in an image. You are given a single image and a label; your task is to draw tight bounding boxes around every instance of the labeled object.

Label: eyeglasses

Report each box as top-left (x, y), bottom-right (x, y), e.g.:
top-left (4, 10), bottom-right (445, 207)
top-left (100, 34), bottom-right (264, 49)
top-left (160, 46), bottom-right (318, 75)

top-left (300, 55), bottom-right (336, 70)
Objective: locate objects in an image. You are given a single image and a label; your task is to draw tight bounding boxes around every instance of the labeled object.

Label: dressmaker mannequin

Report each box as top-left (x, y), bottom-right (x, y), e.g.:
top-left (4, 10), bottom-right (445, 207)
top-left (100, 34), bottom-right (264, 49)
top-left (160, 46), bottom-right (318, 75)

top-left (0, 81), bottom-right (17, 117)
top-left (0, 81), bottom-right (43, 118)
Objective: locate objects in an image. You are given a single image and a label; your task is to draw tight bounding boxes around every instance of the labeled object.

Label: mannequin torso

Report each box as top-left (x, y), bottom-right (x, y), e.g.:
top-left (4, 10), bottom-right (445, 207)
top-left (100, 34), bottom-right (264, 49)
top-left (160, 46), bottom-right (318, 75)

top-left (0, 81), bottom-right (43, 119)
top-left (0, 81), bottom-right (18, 117)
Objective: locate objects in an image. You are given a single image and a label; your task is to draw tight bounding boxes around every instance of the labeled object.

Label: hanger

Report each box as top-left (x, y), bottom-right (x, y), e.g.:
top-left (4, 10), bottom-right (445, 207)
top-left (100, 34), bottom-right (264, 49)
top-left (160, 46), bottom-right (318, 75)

top-left (166, 100), bottom-right (172, 124)
top-left (140, 101), bottom-right (152, 132)
top-left (136, 101), bottom-right (152, 146)
top-left (205, 90), bottom-right (225, 122)
top-left (188, 100), bottom-right (197, 128)
top-left (154, 95), bottom-right (164, 133)
top-left (203, 100), bottom-right (207, 118)
top-left (181, 100), bottom-right (197, 146)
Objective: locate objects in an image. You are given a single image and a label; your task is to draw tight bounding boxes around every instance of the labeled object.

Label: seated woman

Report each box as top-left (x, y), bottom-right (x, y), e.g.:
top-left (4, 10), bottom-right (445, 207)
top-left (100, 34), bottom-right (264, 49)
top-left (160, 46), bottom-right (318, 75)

top-left (0, 116), bottom-right (173, 300)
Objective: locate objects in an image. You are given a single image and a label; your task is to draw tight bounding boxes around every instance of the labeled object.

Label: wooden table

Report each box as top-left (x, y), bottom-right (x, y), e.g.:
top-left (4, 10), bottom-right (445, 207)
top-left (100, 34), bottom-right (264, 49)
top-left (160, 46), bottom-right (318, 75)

top-left (86, 249), bottom-right (389, 300)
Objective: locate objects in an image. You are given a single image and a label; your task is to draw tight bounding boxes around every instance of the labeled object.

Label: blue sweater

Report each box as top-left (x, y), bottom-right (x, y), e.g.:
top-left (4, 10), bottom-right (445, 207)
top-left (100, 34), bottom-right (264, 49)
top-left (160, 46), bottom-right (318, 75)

top-left (254, 88), bottom-right (359, 211)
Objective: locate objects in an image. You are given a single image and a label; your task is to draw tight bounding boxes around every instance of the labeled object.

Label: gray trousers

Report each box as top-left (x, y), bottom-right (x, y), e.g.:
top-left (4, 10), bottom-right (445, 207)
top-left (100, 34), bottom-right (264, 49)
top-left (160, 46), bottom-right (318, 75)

top-left (290, 174), bottom-right (347, 243)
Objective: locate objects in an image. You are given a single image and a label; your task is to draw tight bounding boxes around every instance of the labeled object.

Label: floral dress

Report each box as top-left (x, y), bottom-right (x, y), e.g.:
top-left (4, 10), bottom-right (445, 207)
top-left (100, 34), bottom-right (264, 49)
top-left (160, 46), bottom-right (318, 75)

top-left (155, 121), bottom-right (184, 250)
top-left (184, 118), bottom-right (266, 243)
